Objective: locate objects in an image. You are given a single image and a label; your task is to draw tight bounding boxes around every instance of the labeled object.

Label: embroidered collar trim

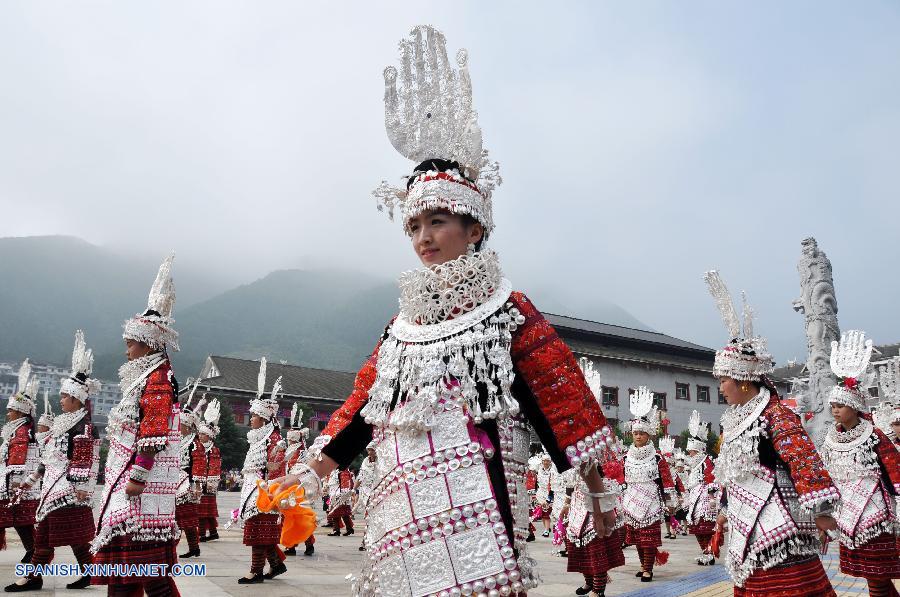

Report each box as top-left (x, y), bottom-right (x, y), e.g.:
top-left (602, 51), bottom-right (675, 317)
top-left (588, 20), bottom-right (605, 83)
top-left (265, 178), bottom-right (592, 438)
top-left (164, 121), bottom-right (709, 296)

top-left (721, 387), bottom-right (769, 443)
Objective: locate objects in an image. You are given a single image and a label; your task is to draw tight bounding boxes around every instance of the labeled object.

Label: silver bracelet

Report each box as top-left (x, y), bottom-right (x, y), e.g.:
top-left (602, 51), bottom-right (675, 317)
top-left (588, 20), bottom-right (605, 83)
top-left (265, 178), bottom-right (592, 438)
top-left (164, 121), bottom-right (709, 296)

top-left (129, 465), bottom-right (150, 484)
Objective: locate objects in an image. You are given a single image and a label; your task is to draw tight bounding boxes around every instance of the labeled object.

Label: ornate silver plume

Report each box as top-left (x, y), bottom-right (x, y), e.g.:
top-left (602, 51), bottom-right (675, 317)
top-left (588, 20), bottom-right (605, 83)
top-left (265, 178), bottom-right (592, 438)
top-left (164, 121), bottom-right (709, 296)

top-left (256, 357), bottom-right (267, 399)
top-left (384, 25), bottom-right (483, 178)
top-left (204, 398), bottom-right (221, 427)
top-left (630, 386), bottom-right (654, 419)
top-left (578, 356), bottom-right (603, 405)
top-left (704, 271), bottom-right (741, 340)
top-left (17, 359), bottom-right (32, 395)
top-left (829, 330), bottom-right (873, 380)
top-left (71, 330), bottom-right (93, 377)
top-left (147, 253), bottom-right (176, 319)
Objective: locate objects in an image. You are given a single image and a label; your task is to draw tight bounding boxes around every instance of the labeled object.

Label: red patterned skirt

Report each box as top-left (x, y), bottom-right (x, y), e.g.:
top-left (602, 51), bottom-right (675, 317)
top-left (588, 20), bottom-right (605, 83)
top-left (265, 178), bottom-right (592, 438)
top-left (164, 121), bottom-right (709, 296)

top-left (624, 522), bottom-right (662, 548)
top-left (0, 500), bottom-right (37, 528)
top-left (689, 520), bottom-right (716, 537)
top-left (840, 533), bottom-right (900, 579)
top-left (35, 506), bottom-right (95, 548)
top-left (198, 495), bottom-right (218, 519)
top-left (91, 534), bottom-right (178, 586)
top-left (566, 528), bottom-right (625, 576)
top-left (734, 556), bottom-right (835, 597)
top-left (174, 502), bottom-right (198, 529)
top-left (243, 513), bottom-right (281, 546)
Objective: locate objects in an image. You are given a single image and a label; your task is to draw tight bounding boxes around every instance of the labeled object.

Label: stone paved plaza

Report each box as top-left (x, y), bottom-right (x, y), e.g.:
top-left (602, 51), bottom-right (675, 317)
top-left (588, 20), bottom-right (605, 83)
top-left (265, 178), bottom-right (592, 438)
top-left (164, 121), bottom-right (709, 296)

top-left (0, 490), bottom-right (894, 596)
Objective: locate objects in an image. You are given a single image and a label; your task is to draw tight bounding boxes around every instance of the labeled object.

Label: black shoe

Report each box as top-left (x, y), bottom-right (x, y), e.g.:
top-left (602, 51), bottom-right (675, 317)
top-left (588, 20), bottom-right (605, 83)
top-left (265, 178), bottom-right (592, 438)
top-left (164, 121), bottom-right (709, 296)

top-left (323, 522), bottom-right (333, 528)
top-left (263, 563), bottom-right (287, 579)
top-left (284, 547), bottom-right (297, 556)
top-left (18, 552), bottom-right (32, 565)
top-left (575, 585), bottom-right (593, 595)
top-left (4, 577), bottom-right (42, 592)
top-left (541, 530), bottom-right (550, 537)
top-left (179, 548), bottom-right (200, 558)
top-left (343, 529), bottom-right (355, 536)
top-left (327, 530), bottom-right (341, 537)
top-left (526, 533), bottom-right (535, 542)
top-left (358, 544), bottom-right (365, 551)
top-left (640, 571), bottom-right (653, 583)
top-left (635, 571), bottom-right (643, 578)
top-left (66, 575), bottom-right (91, 590)
top-left (199, 535), bottom-right (210, 542)
top-left (238, 573), bottom-right (264, 584)
top-left (205, 531), bottom-right (219, 541)
top-left (304, 544), bottom-right (314, 556)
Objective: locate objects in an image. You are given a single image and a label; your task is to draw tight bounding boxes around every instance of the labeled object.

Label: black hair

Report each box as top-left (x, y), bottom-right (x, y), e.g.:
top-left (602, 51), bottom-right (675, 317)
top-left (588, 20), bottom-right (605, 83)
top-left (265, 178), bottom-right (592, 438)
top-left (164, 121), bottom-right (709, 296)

top-left (406, 158), bottom-right (473, 190)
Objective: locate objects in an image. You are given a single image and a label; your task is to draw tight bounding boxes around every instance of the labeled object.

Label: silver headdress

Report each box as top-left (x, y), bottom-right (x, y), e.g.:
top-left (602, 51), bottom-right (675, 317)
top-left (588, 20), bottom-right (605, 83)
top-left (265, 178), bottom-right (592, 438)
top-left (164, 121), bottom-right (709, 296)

top-left (7, 359), bottom-right (38, 416)
top-left (59, 330), bottom-right (100, 404)
top-left (286, 402), bottom-right (308, 442)
top-left (628, 386), bottom-right (659, 435)
top-left (373, 25), bottom-right (502, 239)
top-left (578, 357), bottom-right (603, 406)
top-left (873, 357), bottom-right (900, 438)
top-left (249, 358), bottom-right (280, 421)
top-left (686, 409), bottom-right (710, 453)
top-left (181, 380), bottom-right (206, 430)
top-left (38, 390), bottom-right (54, 428)
top-left (703, 270), bottom-right (774, 381)
top-left (658, 435), bottom-right (675, 456)
top-left (828, 330), bottom-right (874, 412)
top-left (197, 397), bottom-right (221, 438)
top-left (123, 253), bottom-right (179, 352)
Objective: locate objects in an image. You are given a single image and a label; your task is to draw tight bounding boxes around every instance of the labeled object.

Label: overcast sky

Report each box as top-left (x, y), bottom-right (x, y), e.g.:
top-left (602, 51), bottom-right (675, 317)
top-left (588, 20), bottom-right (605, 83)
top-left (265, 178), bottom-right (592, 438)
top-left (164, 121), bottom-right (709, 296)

top-left (1, 1), bottom-right (898, 365)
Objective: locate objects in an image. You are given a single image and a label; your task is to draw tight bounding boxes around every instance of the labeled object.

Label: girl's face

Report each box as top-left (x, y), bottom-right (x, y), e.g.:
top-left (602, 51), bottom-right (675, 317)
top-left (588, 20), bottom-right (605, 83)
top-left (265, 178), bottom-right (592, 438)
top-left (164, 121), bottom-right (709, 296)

top-left (407, 209), bottom-right (483, 267)
top-left (250, 414), bottom-right (265, 430)
top-left (632, 431), bottom-right (650, 447)
top-left (125, 339), bottom-right (153, 361)
top-left (892, 421), bottom-right (900, 439)
top-left (59, 393), bottom-right (81, 413)
top-left (6, 409), bottom-right (23, 422)
top-left (830, 403), bottom-right (859, 429)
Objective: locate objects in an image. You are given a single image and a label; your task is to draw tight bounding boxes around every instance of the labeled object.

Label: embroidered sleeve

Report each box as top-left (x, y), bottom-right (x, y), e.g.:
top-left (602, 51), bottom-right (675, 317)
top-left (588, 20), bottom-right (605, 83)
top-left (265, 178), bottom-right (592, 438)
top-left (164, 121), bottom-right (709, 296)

top-left (137, 365), bottom-right (175, 452)
top-left (208, 446), bottom-right (222, 479)
top-left (873, 427), bottom-right (900, 496)
top-left (703, 457), bottom-right (716, 486)
top-left (68, 424), bottom-right (99, 489)
top-left (6, 425), bottom-right (31, 468)
top-left (317, 339), bottom-right (382, 467)
top-left (657, 453), bottom-right (676, 495)
top-left (509, 292), bottom-right (610, 471)
top-left (765, 400), bottom-right (839, 510)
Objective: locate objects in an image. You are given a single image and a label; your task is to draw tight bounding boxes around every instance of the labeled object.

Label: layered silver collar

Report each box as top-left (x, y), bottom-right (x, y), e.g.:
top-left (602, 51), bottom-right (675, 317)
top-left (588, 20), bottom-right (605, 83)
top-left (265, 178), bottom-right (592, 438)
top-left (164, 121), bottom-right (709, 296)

top-left (397, 250), bottom-right (504, 327)
top-left (51, 408), bottom-right (86, 438)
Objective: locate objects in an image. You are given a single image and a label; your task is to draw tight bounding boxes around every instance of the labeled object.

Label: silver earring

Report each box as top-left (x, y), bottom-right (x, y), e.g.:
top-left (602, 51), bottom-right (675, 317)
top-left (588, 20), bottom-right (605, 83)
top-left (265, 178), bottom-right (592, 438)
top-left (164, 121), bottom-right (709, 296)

top-left (467, 243), bottom-right (476, 255)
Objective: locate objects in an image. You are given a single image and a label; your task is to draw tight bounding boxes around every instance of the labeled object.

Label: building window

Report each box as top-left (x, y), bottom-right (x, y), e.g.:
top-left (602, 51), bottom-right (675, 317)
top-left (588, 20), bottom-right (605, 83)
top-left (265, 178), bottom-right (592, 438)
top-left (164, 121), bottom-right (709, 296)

top-left (601, 386), bottom-right (618, 407)
top-left (868, 386), bottom-right (879, 398)
top-left (718, 389), bottom-right (727, 404)
top-left (676, 383), bottom-right (690, 401)
top-left (607, 417), bottom-right (619, 431)
top-left (234, 413), bottom-right (244, 425)
top-left (697, 385), bottom-right (710, 403)
top-left (653, 392), bottom-right (667, 410)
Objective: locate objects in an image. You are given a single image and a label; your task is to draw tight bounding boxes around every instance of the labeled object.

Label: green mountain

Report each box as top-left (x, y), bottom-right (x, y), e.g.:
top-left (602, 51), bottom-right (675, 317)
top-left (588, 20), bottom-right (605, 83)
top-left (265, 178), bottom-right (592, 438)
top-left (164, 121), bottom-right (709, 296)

top-left (0, 235), bottom-right (651, 382)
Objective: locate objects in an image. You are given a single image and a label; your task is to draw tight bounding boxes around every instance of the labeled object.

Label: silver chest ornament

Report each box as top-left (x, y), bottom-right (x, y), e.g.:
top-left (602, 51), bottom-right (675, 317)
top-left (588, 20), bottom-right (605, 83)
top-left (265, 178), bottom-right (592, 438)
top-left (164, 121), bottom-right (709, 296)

top-left (823, 421), bottom-right (896, 549)
top-left (355, 280), bottom-right (539, 597)
top-left (622, 445), bottom-right (663, 528)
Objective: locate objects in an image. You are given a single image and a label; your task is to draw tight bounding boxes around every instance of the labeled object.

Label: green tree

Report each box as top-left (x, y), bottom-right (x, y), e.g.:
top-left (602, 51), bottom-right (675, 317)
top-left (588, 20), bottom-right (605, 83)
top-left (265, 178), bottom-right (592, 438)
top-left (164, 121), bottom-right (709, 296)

top-left (216, 401), bottom-right (249, 470)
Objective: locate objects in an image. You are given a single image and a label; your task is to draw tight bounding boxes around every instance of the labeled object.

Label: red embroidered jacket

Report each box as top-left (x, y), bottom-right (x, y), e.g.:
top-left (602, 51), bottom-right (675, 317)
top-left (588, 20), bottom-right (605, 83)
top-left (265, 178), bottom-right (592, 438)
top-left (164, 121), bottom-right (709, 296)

top-left (6, 422), bottom-right (32, 468)
top-left (189, 437), bottom-right (206, 479)
top-left (320, 292), bottom-right (609, 472)
top-left (338, 469), bottom-right (354, 490)
top-left (674, 474), bottom-right (685, 495)
top-left (657, 451), bottom-right (677, 501)
top-left (136, 360), bottom-right (176, 452)
top-left (700, 456), bottom-right (716, 486)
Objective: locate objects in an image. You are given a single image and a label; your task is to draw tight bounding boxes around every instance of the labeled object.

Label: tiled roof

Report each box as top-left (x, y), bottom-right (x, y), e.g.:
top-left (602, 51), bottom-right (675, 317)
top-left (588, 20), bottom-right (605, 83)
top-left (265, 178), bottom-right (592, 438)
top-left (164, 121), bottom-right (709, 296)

top-left (544, 313), bottom-right (715, 357)
top-left (196, 355), bottom-right (355, 402)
